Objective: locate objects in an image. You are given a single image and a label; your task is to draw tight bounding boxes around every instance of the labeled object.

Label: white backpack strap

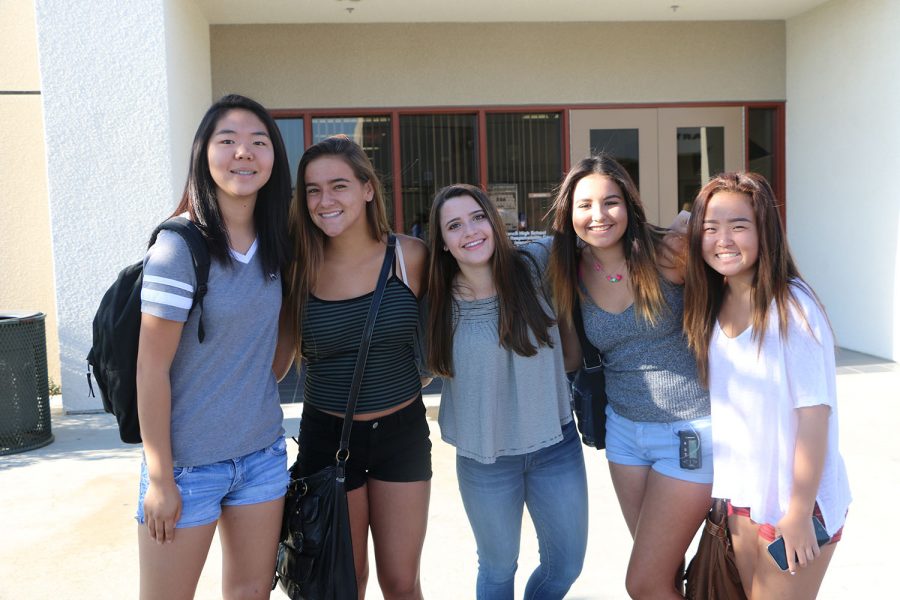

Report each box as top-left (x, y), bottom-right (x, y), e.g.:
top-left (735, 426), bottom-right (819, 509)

top-left (395, 238), bottom-right (409, 286)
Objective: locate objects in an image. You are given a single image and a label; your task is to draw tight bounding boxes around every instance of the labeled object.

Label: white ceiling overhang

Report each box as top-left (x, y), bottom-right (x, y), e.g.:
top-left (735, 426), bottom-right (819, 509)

top-left (196, 0), bottom-right (831, 25)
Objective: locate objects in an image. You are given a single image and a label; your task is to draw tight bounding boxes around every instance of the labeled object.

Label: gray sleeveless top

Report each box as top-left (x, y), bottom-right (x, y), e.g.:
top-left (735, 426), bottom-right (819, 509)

top-left (581, 278), bottom-right (709, 422)
top-left (438, 243), bottom-right (572, 464)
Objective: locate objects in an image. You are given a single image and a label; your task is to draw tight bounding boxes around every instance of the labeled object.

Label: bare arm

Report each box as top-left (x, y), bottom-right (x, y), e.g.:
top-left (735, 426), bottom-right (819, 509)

top-left (136, 313), bottom-right (184, 544)
top-left (396, 235), bottom-right (434, 387)
top-left (397, 234), bottom-right (428, 298)
top-left (272, 303), bottom-right (296, 382)
top-left (559, 314), bottom-right (583, 374)
top-left (776, 404), bottom-right (830, 573)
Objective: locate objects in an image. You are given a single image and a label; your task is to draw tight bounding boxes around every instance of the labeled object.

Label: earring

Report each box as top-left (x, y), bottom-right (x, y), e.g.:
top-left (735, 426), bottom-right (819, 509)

top-left (443, 246), bottom-right (448, 251)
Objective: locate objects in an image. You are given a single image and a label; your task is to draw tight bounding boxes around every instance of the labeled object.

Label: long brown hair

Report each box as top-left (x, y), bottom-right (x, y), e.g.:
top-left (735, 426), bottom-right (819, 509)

top-left (683, 171), bottom-right (821, 385)
top-left (284, 135), bottom-right (391, 356)
top-left (426, 184), bottom-right (554, 378)
top-left (548, 154), bottom-right (667, 326)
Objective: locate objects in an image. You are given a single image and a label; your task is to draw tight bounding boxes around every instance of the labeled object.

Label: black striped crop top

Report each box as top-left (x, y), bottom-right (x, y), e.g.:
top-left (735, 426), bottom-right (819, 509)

top-left (301, 273), bottom-right (421, 414)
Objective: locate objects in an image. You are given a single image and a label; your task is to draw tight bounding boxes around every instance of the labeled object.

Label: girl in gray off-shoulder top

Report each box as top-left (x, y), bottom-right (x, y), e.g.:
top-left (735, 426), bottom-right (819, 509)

top-left (426, 184), bottom-right (588, 599)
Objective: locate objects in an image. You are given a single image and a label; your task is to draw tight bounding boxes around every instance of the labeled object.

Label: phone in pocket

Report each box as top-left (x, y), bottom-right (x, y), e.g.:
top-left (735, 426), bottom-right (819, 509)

top-left (678, 430), bottom-right (701, 470)
top-left (767, 515), bottom-right (831, 571)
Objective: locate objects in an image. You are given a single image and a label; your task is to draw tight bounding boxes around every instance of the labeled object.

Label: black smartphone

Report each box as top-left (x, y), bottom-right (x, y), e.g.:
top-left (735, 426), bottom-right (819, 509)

top-left (766, 515), bottom-right (831, 571)
top-left (678, 430), bottom-right (701, 470)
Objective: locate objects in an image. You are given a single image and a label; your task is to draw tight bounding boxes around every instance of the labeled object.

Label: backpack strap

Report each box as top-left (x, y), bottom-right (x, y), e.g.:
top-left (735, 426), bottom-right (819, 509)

top-left (149, 217), bottom-right (211, 343)
top-left (572, 294), bottom-right (602, 372)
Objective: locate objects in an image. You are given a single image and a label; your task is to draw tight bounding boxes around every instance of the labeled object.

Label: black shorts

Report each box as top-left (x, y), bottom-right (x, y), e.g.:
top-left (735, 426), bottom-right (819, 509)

top-left (295, 396), bottom-right (433, 491)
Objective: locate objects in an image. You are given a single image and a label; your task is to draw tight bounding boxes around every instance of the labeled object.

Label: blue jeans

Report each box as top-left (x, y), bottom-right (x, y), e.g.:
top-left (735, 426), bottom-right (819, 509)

top-left (456, 420), bottom-right (588, 600)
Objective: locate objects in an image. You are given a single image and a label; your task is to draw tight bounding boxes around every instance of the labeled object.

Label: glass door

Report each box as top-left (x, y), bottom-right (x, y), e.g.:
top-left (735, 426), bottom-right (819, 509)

top-left (569, 108), bottom-right (660, 223)
top-left (657, 107), bottom-right (743, 220)
top-left (569, 107), bottom-right (744, 226)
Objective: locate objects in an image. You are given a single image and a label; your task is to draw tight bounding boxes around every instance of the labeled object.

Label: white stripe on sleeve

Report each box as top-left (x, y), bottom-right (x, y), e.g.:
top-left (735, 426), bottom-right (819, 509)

top-left (141, 289), bottom-right (193, 310)
top-left (143, 274), bottom-right (194, 293)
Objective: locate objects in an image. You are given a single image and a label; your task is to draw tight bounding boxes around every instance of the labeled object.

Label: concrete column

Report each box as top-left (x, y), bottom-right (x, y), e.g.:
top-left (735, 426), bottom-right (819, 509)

top-left (35, 0), bottom-right (211, 411)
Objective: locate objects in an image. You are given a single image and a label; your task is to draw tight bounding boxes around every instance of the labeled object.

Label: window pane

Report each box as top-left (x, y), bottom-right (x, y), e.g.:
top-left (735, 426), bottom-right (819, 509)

top-left (748, 108), bottom-right (775, 185)
top-left (312, 117), bottom-right (393, 222)
top-left (274, 118), bottom-right (304, 189)
top-left (487, 113), bottom-right (562, 236)
top-left (676, 126), bottom-right (724, 211)
top-left (399, 114), bottom-right (478, 237)
top-left (589, 128), bottom-right (640, 190)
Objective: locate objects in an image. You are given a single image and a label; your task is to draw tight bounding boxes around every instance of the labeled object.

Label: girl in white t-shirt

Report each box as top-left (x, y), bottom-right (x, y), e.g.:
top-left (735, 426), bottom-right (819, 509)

top-left (683, 172), bottom-right (851, 599)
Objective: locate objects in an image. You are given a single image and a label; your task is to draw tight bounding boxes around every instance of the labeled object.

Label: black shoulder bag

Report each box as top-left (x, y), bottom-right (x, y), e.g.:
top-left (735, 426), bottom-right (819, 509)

top-left (274, 235), bottom-right (397, 600)
top-left (568, 295), bottom-right (608, 449)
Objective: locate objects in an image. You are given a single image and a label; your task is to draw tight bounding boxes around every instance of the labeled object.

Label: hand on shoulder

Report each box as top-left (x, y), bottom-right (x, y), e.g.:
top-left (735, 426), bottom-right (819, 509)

top-left (658, 231), bottom-right (687, 284)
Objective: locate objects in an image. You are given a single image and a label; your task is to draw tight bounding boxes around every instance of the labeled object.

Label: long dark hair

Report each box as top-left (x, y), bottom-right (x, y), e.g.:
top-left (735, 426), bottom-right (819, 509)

top-left (683, 171), bottom-right (822, 385)
top-left (171, 94), bottom-right (291, 278)
top-left (426, 184), bottom-right (554, 378)
top-left (285, 135), bottom-right (391, 356)
top-left (548, 154), bottom-right (667, 326)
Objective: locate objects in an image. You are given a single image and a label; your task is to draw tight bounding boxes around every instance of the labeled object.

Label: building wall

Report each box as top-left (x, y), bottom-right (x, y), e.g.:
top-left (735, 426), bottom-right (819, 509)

top-left (34, 0), bottom-right (211, 411)
top-left (0, 0), bottom-right (60, 385)
top-left (210, 21), bottom-right (786, 109)
top-left (787, 0), bottom-right (900, 361)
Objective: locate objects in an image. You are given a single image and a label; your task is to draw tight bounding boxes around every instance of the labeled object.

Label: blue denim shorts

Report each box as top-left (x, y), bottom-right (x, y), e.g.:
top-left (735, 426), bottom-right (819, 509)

top-left (136, 436), bottom-right (290, 528)
top-left (604, 406), bottom-right (713, 484)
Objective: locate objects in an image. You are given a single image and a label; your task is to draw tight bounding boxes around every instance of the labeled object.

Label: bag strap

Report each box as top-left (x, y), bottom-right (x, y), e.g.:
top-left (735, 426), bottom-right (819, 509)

top-left (572, 293), bottom-right (603, 372)
top-left (149, 217), bottom-right (211, 342)
top-left (335, 234), bottom-right (397, 475)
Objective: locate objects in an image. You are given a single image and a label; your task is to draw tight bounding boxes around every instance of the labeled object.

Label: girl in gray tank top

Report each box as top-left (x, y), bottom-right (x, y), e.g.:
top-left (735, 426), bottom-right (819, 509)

top-left (427, 184), bottom-right (588, 599)
top-left (548, 155), bottom-right (712, 598)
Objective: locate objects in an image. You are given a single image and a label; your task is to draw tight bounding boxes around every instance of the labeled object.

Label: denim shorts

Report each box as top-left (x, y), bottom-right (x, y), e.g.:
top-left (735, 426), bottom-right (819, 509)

top-left (604, 405), bottom-right (714, 484)
top-left (295, 396), bottom-right (432, 492)
top-left (136, 436), bottom-right (290, 528)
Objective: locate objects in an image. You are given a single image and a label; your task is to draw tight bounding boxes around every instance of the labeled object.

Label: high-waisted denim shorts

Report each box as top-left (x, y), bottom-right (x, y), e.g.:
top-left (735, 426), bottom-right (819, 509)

top-left (136, 435), bottom-right (290, 528)
top-left (604, 405), bottom-right (714, 484)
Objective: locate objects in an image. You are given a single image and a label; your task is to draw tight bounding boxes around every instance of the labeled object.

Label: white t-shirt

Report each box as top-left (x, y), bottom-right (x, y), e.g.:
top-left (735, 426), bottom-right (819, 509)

top-left (708, 282), bottom-right (851, 535)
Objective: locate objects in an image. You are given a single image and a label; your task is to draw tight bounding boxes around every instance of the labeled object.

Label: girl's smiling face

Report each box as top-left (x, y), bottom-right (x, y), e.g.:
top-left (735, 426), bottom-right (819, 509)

top-left (206, 109), bottom-right (274, 204)
top-left (438, 194), bottom-right (495, 269)
top-left (700, 190), bottom-right (759, 285)
top-left (304, 155), bottom-right (373, 238)
top-left (571, 174), bottom-right (628, 250)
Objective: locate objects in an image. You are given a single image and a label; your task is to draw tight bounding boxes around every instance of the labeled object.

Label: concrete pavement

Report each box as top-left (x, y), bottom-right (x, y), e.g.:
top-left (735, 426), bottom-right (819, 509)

top-left (0, 359), bottom-right (896, 599)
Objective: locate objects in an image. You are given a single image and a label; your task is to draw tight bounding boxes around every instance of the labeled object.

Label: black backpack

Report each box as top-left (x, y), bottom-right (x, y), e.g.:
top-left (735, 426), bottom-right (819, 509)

top-left (87, 217), bottom-right (210, 443)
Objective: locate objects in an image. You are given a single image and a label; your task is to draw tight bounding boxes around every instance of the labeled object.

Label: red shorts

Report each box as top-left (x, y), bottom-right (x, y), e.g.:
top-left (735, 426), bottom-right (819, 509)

top-left (726, 501), bottom-right (843, 544)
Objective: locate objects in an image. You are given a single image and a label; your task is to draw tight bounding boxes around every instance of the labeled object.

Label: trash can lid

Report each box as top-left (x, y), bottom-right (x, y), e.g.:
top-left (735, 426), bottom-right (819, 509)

top-left (0, 311), bottom-right (44, 321)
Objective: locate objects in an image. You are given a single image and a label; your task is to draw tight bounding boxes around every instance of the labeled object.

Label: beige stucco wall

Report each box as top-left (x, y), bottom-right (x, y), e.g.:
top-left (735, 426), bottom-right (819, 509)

top-left (211, 21), bottom-right (785, 109)
top-left (0, 0), bottom-right (60, 385)
top-left (787, 0), bottom-right (900, 361)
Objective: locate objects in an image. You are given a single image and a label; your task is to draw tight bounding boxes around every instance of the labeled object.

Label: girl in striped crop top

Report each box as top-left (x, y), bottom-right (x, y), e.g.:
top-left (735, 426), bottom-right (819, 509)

top-left (282, 135), bottom-right (432, 599)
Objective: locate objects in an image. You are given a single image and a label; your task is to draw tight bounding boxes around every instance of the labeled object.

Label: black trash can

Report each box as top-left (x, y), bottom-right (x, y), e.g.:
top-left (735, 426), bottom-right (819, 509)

top-left (0, 311), bottom-right (54, 455)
